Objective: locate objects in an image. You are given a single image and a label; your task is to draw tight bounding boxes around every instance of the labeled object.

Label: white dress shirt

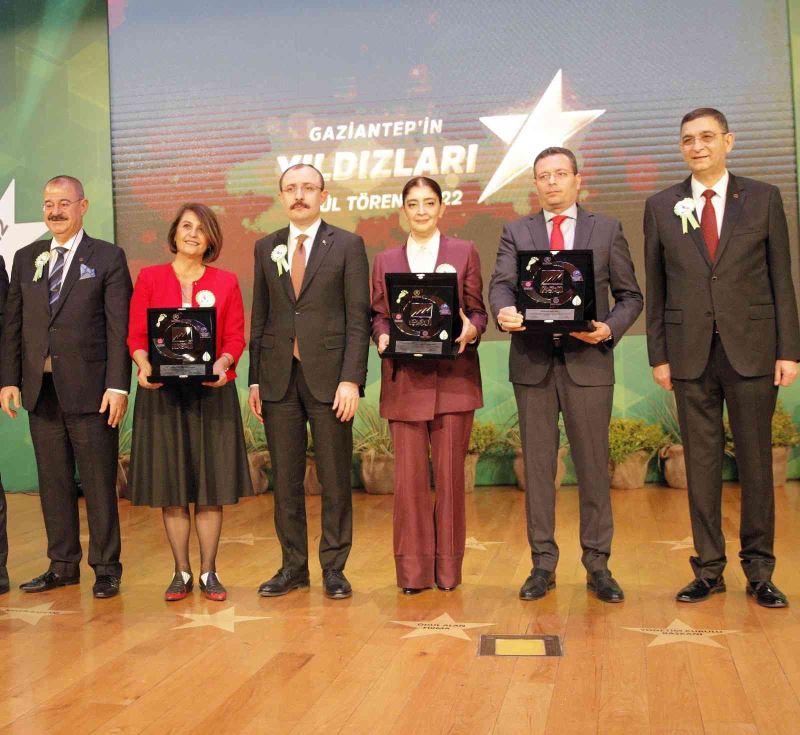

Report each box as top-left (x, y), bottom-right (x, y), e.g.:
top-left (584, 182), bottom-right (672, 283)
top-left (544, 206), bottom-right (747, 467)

top-left (288, 218), bottom-right (322, 265)
top-left (406, 230), bottom-right (440, 272)
top-left (691, 170), bottom-right (728, 237)
top-left (542, 204), bottom-right (578, 249)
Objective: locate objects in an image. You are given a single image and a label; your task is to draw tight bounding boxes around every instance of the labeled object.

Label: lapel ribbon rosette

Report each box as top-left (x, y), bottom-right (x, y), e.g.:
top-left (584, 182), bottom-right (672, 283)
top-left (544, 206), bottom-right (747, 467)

top-left (32, 251), bottom-right (52, 282)
top-left (271, 244), bottom-right (289, 276)
top-left (674, 198), bottom-right (700, 234)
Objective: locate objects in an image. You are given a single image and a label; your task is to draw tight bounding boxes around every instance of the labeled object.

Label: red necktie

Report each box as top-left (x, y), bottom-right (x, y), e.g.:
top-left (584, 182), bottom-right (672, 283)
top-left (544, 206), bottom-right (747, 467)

top-left (291, 233), bottom-right (307, 358)
top-left (701, 190), bottom-right (719, 260)
top-left (549, 214), bottom-right (567, 250)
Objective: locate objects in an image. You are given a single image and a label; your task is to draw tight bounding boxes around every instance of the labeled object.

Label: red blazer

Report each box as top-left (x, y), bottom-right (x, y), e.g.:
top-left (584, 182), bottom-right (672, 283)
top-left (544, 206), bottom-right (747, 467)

top-left (371, 236), bottom-right (487, 421)
top-left (128, 263), bottom-right (246, 381)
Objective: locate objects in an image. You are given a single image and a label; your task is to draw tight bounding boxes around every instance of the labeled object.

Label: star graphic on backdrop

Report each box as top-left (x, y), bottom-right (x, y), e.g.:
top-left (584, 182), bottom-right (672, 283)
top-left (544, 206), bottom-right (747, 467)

top-left (0, 180), bottom-right (49, 270)
top-left (0, 602), bottom-right (78, 626)
top-left (624, 619), bottom-right (739, 648)
top-left (478, 70), bottom-right (605, 203)
top-left (219, 534), bottom-right (274, 546)
top-left (465, 536), bottom-right (504, 551)
top-left (172, 606), bottom-right (271, 633)
top-left (391, 612), bottom-right (493, 641)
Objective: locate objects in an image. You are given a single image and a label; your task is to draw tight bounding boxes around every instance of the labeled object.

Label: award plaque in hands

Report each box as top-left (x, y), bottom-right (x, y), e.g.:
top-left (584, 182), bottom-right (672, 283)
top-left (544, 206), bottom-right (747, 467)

top-left (383, 272), bottom-right (460, 359)
top-left (516, 250), bottom-right (596, 332)
top-left (147, 307), bottom-right (216, 382)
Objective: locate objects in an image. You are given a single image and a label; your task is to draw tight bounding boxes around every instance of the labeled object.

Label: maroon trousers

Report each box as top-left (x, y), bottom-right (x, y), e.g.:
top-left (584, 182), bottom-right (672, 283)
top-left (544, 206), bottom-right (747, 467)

top-left (389, 412), bottom-right (473, 589)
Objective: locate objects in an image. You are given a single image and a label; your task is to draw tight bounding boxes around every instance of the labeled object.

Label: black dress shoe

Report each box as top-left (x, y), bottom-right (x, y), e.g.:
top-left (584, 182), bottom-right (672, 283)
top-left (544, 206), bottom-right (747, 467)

top-left (519, 569), bottom-right (555, 601)
top-left (200, 571), bottom-right (227, 602)
top-left (93, 575), bottom-right (121, 598)
top-left (20, 571), bottom-right (80, 593)
top-left (746, 580), bottom-right (789, 608)
top-left (165, 571), bottom-right (193, 601)
top-left (676, 576), bottom-right (725, 602)
top-left (587, 570), bottom-right (624, 603)
top-left (402, 587), bottom-right (424, 595)
top-left (323, 569), bottom-right (352, 599)
top-left (257, 568), bottom-right (310, 597)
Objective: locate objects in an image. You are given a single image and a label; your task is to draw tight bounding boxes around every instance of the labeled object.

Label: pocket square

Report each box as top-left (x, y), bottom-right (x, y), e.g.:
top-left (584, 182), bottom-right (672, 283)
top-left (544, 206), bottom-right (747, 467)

top-left (79, 264), bottom-right (96, 280)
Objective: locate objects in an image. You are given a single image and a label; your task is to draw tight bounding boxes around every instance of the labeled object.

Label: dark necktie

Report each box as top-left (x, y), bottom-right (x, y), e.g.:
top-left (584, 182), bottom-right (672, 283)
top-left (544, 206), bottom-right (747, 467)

top-left (291, 234), bottom-right (308, 359)
top-left (48, 247), bottom-right (67, 310)
top-left (701, 189), bottom-right (719, 260)
top-left (550, 214), bottom-right (567, 250)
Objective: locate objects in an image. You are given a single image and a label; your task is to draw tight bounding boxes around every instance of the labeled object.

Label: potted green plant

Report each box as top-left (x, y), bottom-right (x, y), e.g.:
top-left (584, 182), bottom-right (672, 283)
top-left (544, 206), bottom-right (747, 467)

top-left (304, 429), bottom-right (322, 495)
top-left (116, 409), bottom-right (133, 499)
top-left (465, 420), bottom-right (502, 493)
top-left (239, 390), bottom-right (270, 494)
top-left (354, 404), bottom-right (394, 495)
top-left (608, 417), bottom-right (667, 490)
top-left (653, 393), bottom-right (687, 489)
top-left (504, 416), bottom-right (568, 492)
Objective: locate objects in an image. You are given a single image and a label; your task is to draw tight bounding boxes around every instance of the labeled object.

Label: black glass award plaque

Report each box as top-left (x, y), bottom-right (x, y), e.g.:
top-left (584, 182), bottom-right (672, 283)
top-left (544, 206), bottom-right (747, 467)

top-left (516, 250), bottom-right (596, 332)
top-left (147, 307), bottom-right (216, 382)
top-left (383, 272), bottom-right (460, 359)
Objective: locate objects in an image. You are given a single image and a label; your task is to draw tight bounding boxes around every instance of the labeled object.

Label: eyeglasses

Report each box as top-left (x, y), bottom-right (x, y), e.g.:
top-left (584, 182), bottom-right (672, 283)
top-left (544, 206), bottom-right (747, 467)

top-left (281, 184), bottom-right (322, 195)
top-left (535, 170), bottom-right (573, 184)
top-left (42, 199), bottom-right (82, 212)
top-left (680, 132), bottom-right (724, 148)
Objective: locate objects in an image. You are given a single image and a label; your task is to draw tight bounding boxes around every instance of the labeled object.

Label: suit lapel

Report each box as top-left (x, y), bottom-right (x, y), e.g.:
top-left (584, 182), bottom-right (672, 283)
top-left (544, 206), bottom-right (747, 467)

top-left (271, 227), bottom-right (295, 304)
top-left (50, 233), bottom-right (93, 323)
top-left (525, 211), bottom-right (550, 250)
top-left (33, 241), bottom-right (52, 315)
top-left (298, 221), bottom-right (333, 299)
top-left (573, 206), bottom-right (595, 251)
top-left (713, 174), bottom-right (743, 270)
top-left (675, 177), bottom-right (713, 270)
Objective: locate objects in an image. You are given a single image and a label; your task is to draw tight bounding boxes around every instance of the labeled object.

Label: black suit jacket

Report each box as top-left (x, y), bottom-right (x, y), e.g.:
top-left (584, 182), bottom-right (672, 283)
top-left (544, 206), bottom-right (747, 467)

top-left (489, 206), bottom-right (643, 386)
top-left (0, 233), bottom-right (132, 413)
top-left (0, 256), bottom-right (8, 339)
top-left (644, 174), bottom-right (800, 379)
top-left (249, 220), bottom-right (370, 403)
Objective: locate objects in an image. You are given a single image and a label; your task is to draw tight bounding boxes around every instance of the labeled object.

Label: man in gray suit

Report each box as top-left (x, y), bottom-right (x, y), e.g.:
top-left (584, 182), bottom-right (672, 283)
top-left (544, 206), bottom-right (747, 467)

top-left (0, 255), bottom-right (8, 594)
top-left (249, 164), bottom-right (370, 599)
top-left (645, 108), bottom-right (800, 608)
top-left (489, 147), bottom-right (642, 602)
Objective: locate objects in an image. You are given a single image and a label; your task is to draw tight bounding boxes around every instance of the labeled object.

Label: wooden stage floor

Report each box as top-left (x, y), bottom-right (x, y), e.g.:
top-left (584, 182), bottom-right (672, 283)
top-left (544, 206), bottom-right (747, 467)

top-left (1, 482), bottom-right (800, 734)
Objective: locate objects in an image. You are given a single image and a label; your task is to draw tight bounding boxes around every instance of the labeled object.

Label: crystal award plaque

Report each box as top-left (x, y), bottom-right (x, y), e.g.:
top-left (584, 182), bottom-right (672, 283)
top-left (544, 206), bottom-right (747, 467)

top-left (516, 250), bottom-right (596, 332)
top-left (382, 272), bottom-right (459, 359)
top-left (147, 307), bottom-right (216, 382)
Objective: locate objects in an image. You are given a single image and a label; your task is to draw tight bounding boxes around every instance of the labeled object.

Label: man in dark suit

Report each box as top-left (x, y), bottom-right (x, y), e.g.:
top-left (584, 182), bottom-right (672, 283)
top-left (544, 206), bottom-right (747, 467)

top-left (248, 164), bottom-right (370, 599)
top-left (0, 255), bottom-right (8, 594)
top-left (0, 175), bottom-right (132, 599)
top-left (645, 108), bottom-right (800, 608)
top-left (489, 147), bottom-right (642, 602)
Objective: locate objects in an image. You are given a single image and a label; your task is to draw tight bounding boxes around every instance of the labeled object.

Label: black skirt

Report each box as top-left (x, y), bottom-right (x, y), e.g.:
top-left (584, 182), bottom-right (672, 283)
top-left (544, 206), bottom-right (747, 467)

top-left (129, 381), bottom-right (254, 507)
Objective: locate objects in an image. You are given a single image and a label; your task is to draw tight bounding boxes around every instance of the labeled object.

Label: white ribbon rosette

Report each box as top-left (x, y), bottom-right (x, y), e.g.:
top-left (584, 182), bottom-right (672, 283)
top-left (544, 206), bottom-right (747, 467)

top-left (32, 251), bottom-right (51, 282)
top-left (196, 289), bottom-right (215, 307)
top-left (271, 244), bottom-right (289, 276)
top-left (435, 263), bottom-right (456, 273)
top-left (674, 198), bottom-right (700, 234)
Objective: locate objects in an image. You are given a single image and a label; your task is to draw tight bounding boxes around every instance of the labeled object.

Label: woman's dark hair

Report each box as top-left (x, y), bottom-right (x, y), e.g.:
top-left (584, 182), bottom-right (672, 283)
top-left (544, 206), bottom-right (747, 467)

top-left (401, 176), bottom-right (442, 204)
top-left (167, 203), bottom-right (223, 263)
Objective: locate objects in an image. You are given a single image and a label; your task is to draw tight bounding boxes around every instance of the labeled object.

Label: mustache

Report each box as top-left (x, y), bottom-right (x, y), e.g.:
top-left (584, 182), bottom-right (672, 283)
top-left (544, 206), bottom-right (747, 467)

top-left (48, 215), bottom-right (68, 222)
top-left (291, 202), bottom-right (310, 209)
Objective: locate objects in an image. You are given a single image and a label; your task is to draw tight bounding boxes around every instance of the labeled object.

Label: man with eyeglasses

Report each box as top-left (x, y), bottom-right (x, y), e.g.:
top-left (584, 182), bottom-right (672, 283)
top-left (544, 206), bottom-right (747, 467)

top-left (0, 175), bottom-right (132, 598)
top-left (645, 108), bottom-right (800, 608)
top-left (489, 147), bottom-right (642, 602)
top-left (248, 163), bottom-right (369, 599)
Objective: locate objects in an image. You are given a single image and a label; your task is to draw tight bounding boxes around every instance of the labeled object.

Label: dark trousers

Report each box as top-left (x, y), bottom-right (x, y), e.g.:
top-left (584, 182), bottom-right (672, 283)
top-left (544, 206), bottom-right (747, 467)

top-left (389, 412), bottom-right (473, 589)
top-left (262, 359), bottom-right (353, 574)
top-left (0, 473), bottom-right (7, 574)
top-left (28, 375), bottom-right (122, 578)
top-left (514, 351), bottom-right (614, 574)
top-left (673, 335), bottom-right (777, 582)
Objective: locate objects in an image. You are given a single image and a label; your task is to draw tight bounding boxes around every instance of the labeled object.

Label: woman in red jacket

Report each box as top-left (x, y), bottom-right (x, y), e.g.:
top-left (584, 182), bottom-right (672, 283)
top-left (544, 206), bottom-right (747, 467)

top-left (128, 203), bottom-right (252, 601)
top-left (371, 177), bottom-right (487, 594)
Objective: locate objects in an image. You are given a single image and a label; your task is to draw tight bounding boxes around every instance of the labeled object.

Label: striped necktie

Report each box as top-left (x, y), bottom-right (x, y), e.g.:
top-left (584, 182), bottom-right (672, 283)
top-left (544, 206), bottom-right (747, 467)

top-left (48, 247), bottom-right (67, 310)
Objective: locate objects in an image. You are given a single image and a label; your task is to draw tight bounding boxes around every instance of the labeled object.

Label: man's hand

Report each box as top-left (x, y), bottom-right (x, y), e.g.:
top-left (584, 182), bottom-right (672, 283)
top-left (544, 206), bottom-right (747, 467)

top-left (100, 390), bottom-right (128, 428)
top-left (136, 359), bottom-right (162, 390)
top-left (455, 308), bottom-right (478, 354)
top-left (774, 359), bottom-right (798, 388)
top-left (332, 381), bottom-right (359, 422)
top-left (377, 334), bottom-right (390, 354)
top-left (569, 320), bottom-right (611, 345)
top-left (0, 386), bottom-right (21, 419)
top-left (653, 363), bottom-right (673, 391)
top-left (248, 385), bottom-right (263, 424)
top-left (497, 305), bottom-right (525, 332)
top-left (202, 357), bottom-right (229, 388)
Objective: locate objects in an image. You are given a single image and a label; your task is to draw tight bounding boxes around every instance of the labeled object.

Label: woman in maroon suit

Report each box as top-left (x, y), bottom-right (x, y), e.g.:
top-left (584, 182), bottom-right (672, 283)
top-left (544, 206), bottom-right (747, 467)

top-left (371, 177), bottom-right (487, 594)
top-left (128, 204), bottom-right (252, 602)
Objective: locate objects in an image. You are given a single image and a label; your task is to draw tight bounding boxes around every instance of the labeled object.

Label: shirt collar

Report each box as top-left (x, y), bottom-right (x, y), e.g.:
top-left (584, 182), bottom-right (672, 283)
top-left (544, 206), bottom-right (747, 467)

top-left (50, 228), bottom-right (84, 251)
top-left (289, 218), bottom-right (322, 245)
top-left (407, 230), bottom-right (441, 250)
top-left (691, 170), bottom-right (729, 200)
top-left (542, 203), bottom-right (578, 222)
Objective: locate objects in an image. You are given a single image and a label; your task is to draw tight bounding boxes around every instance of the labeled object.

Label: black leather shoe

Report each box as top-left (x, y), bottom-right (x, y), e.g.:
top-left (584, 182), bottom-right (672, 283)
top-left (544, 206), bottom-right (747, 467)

top-left (165, 571), bottom-right (193, 601)
top-left (93, 575), bottom-right (121, 598)
top-left (519, 569), bottom-right (555, 601)
top-left (20, 570), bottom-right (80, 593)
top-left (436, 585), bottom-right (457, 592)
top-left (676, 576), bottom-right (725, 602)
top-left (258, 568), bottom-right (310, 597)
top-left (0, 567), bottom-right (8, 595)
top-left (200, 571), bottom-right (227, 602)
top-left (587, 570), bottom-right (624, 603)
top-left (323, 569), bottom-right (352, 599)
top-left (746, 580), bottom-right (788, 608)
top-left (402, 587), bottom-right (424, 595)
